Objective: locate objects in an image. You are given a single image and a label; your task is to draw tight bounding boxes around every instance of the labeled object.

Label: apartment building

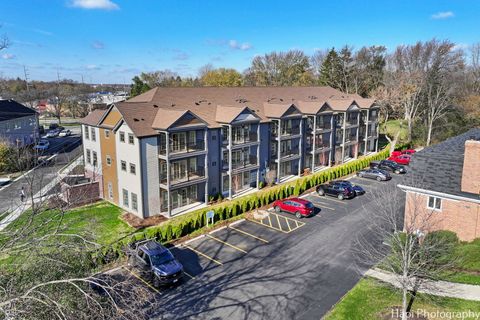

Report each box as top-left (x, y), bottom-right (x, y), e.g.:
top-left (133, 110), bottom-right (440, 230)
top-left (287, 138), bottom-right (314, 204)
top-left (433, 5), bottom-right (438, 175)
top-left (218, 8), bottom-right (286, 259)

top-left (80, 86), bottom-right (379, 219)
top-left (398, 129), bottom-right (480, 242)
top-left (0, 99), bottom-right (39, 147)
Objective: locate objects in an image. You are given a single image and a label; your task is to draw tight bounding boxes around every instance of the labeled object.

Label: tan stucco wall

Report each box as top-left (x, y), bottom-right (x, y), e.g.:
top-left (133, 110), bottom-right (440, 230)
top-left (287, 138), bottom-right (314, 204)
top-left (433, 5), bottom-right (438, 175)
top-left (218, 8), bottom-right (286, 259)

top-left (100, 128), bottom-right (118, 205)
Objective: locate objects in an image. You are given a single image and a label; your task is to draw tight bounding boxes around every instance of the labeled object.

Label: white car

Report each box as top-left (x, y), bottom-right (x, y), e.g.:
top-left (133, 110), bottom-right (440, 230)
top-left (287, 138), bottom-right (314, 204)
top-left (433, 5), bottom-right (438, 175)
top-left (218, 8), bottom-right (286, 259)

top-left (59, 129), bottom-right (72, 137)
top-left (34, 140), bottom-right (50, 151)
top-left (45, 130), bottom-right (59, 138)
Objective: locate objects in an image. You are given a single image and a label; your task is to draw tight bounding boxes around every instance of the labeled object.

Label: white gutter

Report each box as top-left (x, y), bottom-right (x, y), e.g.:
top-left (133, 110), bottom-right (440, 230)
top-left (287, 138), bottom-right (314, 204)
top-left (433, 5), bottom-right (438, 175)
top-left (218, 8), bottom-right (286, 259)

top-left (397, 184), bottom-right (480, 205)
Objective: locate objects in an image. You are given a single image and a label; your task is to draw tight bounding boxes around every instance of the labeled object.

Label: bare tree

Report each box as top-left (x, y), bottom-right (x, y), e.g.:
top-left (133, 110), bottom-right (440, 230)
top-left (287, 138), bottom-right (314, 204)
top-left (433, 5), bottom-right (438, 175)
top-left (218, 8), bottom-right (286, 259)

top-left (0, 25), bottom-right (10, 52)
top-left (468, 43), bottom-right (480, 94)
top-left (357, 181), bottom-right (458, 320)
top-left (0, 148), bottom-right (147, 319)
top-left (424, 81), bottom-right (452, 146)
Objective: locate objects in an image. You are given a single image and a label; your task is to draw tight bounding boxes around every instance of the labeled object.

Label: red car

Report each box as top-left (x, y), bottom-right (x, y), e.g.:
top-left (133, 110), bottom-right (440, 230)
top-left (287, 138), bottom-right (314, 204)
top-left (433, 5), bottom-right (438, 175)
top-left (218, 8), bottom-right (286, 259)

top-left (391, 151), bottom-right (402, 157)
top-left (387, 154), bottom-right (411, 165)
top-left (402, 149), bottom-right (416, 155)
top-left (272, 198), bottom-right (315, 218)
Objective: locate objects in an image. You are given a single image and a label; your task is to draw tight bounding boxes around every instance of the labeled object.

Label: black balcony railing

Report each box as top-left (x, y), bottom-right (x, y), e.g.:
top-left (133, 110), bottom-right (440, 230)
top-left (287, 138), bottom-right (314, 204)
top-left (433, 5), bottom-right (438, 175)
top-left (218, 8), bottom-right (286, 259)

top-left (159, 141), bottom-right (205, 156)
top-left (232, 132), bottom-right (258, 145)
top-left (160, 167), bottom-right (205, 185)
top-left (316, 123), bottom-right (331, 130)
top-left (281, 127), bottom-right (300, 136)
top-left (277, 148), bottom-right (299, 158)
top-left (223, 155), bottom-right (257, 170)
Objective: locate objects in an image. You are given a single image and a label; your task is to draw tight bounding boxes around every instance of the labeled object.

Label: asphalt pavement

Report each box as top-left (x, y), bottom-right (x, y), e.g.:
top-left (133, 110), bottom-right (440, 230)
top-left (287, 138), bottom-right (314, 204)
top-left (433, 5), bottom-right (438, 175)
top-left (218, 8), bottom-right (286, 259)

top-left (0, 126), bottom-right (82, 215)
top-left (108, 173), bottom-right (406, 320)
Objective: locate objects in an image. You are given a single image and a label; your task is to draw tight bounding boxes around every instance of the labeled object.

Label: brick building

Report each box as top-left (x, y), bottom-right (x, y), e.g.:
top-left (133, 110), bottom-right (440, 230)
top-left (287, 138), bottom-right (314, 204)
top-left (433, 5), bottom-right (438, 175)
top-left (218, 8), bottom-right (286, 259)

top-left (398, 129), bottom-right (480, 241)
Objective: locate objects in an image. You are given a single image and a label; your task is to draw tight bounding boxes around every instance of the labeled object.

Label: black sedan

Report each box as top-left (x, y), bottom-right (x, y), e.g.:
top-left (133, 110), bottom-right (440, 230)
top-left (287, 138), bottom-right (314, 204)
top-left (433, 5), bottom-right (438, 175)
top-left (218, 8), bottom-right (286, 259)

top-left (334, 180), bottom-right (365, 195)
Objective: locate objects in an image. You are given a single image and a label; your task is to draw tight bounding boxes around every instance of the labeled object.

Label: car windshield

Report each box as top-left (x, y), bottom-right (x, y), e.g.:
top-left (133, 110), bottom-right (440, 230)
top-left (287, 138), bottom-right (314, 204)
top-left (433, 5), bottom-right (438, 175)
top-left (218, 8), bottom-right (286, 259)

top-left (149, 251), bottom-right (174, 266)
top-left (305, 202), bottom-right (314, 208)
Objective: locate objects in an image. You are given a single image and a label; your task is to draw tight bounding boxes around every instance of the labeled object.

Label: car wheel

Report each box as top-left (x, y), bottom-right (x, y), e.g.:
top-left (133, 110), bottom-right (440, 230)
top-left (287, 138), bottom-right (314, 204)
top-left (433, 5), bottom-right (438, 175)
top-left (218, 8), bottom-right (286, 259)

top-left (275, 206), bottom-right (281, 213)
top-left (295, 212), bottom-right (302, 219)
top-left (317, 189), bottom-right (325, 196)
top-left (376, 176), bottom-right (382, 182)
top-left (338, 194), bottom-right (344, 200)
top-left (153, 276), bottom-right (160, 288)
top-left (358, 173), bottom-right (363, 178)
top-left (395, 170), bottom-right (400, 174)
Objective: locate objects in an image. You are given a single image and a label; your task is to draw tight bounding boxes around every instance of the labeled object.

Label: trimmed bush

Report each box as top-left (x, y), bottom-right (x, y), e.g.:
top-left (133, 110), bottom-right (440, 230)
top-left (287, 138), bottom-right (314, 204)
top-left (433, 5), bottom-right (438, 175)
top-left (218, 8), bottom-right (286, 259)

top-left (99, 145), bottom-right (391, 262)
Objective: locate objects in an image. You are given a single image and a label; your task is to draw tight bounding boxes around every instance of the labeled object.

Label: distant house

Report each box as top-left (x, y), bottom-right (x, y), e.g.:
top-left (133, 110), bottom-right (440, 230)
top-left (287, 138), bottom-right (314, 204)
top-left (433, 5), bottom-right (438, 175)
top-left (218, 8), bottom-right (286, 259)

top-left (398, 129), bottom-right (480, 241)
top-left (0, 99), bottom-right (39, 147)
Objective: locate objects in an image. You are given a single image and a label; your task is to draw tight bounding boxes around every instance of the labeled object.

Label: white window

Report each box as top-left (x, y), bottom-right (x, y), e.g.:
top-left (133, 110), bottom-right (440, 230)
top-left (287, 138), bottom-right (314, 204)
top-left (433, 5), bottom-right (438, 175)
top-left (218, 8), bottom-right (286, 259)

top-left (427, 196), bottom-right (442, 211)
top-left (128, 133), bottom-right (134, 145)
top-left (130, 163), bottom-right (136, 175)
top-left (108, 183), bottom-right (113, 200)
top-left (91, 127), bottom-right (96, 141)
top-left (119, 131), bottom-right (125, 142)
top-left (106, 155), bottom-right (112, 166)
top-left (123, 189), bottom-right (129, 207)
top-left (121, 160), bottom-right (127, 171)
top-left (86, 149), bottom-right (91, 164)
top-left (84, 126), bottom-right (89, 140)
top-left (131, 193), bottom-right (138, 211)
top-left (92, 151), bottom-right (98, 166)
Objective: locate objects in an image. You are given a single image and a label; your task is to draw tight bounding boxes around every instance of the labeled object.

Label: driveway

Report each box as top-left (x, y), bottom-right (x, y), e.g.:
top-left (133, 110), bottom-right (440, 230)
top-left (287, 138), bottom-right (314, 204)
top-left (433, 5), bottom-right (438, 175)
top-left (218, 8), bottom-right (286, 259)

top-left (111, 174), bottom-right (406, 320)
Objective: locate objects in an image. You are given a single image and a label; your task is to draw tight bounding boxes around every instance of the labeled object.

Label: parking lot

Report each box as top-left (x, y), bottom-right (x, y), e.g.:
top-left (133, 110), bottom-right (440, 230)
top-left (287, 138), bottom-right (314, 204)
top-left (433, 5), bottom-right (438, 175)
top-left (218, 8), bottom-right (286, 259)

top-left (109, 173), bottom-right (405, 320)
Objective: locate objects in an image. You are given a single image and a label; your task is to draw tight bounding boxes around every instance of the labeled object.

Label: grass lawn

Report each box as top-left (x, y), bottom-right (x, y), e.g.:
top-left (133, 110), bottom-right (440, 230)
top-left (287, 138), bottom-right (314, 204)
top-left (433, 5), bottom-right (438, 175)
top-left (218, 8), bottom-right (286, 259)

top-left (6, 201), bottom-right (135, 246)
top-left (381, 119), bottom-right (408, 144)
top-left (441, 239), bottom-right (480, 285)
top-left (325, 278), bottom-right (480, 320)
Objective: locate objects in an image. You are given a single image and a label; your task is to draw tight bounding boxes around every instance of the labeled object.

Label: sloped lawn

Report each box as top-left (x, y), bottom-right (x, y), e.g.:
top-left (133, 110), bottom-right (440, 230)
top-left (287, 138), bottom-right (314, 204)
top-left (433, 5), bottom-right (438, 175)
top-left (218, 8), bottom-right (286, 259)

top-left (325, 278), bottom-right (480, 320)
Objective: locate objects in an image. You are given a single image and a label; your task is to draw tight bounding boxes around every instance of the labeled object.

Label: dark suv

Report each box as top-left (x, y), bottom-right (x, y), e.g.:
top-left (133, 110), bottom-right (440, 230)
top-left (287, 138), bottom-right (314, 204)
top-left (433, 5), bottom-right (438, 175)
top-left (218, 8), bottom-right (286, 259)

top-left (370, 160), bottom-right (406, 174)
top-left (316, 182), bottom-right (356, 200)
top-left (128, 240), bottom-right (183, 286)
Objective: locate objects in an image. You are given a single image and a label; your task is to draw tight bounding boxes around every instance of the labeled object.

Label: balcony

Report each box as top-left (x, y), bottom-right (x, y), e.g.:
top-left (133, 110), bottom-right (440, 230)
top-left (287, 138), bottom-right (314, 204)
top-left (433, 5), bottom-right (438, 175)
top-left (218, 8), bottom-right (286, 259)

top-left (159, 141), bottom-right (205, 156)
top-left (160, 167), bottom-right (205, 186)
top-left (272, 148), bottom-right (300, 160)
top-left (315, 123), bottom-right (332, 131)
top-left (222, 132), bottom-right (258, 146)
top-left (223, 155), bottom-right (257, 171)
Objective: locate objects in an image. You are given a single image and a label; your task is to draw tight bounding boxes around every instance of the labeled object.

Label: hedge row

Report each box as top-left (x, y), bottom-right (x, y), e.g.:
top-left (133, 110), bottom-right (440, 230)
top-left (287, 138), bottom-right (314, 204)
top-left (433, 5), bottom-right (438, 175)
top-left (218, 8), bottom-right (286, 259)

top-left (96, 146), bottom-right (391, 263)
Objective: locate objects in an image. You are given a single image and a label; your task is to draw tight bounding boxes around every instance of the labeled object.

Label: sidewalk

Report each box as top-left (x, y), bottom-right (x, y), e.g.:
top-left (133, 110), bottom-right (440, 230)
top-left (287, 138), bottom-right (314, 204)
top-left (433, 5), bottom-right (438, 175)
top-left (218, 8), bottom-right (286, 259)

top-left (366, 268), bottom-right (480, 301)
top-left (0, 155), bottom-right (82, 231)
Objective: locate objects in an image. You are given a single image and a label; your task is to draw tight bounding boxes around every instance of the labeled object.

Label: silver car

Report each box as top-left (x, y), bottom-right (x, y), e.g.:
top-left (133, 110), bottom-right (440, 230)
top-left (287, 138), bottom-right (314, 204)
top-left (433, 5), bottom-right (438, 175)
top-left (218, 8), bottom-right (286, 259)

top-left (356, 168), bottom-right (392, 181)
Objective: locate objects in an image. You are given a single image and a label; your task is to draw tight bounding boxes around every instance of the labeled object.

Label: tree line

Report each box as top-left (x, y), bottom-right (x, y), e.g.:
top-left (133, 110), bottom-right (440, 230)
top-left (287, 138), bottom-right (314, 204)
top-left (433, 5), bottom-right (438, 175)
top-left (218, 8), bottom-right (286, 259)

top-left (132, 39), bottom-right (480, 147)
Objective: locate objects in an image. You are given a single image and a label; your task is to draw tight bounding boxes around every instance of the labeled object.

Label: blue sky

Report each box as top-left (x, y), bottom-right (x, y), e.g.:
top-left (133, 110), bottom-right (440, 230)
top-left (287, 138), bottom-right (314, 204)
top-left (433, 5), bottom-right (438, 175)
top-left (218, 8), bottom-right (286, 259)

top-left (0, 0), bottom-right (478, 84)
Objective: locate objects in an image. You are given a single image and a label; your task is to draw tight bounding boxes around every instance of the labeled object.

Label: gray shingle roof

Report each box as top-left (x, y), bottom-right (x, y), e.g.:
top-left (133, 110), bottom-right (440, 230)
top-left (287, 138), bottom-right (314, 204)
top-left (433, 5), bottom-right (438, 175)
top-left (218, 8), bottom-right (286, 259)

top-left (402, 128), bottom-right (480, 200)
top-left (0, 99), bottom-right (37, 122)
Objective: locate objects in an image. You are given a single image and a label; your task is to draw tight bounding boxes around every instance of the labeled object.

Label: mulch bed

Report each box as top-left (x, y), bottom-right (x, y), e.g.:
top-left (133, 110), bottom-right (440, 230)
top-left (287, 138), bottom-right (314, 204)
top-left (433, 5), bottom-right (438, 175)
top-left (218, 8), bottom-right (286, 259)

top-left (121, 212), bottom-right (168, 228)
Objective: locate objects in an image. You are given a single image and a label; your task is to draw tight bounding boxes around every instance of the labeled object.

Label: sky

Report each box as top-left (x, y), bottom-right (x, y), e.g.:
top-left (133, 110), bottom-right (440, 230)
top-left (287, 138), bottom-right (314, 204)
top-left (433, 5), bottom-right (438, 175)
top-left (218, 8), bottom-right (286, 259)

top-left (0, 0), bottom-right (479, 84)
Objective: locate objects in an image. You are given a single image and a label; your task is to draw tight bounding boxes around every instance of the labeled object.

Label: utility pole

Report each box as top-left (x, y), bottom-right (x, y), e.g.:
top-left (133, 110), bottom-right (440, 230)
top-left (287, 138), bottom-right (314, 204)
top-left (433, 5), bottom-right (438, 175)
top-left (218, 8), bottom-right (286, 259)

top-left (23, 65), bottom-right (30, 93)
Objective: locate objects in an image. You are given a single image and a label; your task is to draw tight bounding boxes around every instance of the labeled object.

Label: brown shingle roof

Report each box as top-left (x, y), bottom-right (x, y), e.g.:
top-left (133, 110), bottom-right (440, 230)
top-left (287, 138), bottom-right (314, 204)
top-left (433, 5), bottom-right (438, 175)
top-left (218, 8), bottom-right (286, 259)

top-left (79, 109), bottom-right (106, 126)
top-left (114, 86), bottom-right (375, 137)
top-left (355, 98), bottom-right (376, 109)
top-left (152, 109), bottom-right (188, 130)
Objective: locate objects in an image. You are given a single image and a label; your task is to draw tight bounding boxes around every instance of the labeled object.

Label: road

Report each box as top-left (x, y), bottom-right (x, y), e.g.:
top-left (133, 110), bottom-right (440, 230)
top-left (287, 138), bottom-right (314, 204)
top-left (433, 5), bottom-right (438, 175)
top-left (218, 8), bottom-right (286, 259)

top-left (110, 174), bottom-right (406, 320)
top-left (0, 126), bottom-right (82, 215)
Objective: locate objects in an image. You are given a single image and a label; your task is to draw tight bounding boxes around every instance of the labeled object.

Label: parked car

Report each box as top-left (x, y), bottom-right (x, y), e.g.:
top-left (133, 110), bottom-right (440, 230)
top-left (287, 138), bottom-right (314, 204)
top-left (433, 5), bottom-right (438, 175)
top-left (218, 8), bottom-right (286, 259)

top-left (0, 177), bottom-right (11, 186)
top-left (59, 129), bottom-right (72, 137)
top-left (390, 151), bottom-right (403, 157)
top-left (316, 182), bottom-right (356, 200)
top-left (357, 168), bottom-right (392, 181)
top-left (34, 139), bottom-right (50, 151)
top-left (44, 129), bottom-right (59, 138)
top-left (332, 180), bottom-right (365, 195)
top-left (273, 198), bottom-right (315, 218)
top-left (387, 154), bottom-right (411, 165)
top-left (128, 240), bottom-right (183, 287)
top-left (402, 149), bottom-right (416, 155)
top-left (370, 160), bottom-right (406, 174)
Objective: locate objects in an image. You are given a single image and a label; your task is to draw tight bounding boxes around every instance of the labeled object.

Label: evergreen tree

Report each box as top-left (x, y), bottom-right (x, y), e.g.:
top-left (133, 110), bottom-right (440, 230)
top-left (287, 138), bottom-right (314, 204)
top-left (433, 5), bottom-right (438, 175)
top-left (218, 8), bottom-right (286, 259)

top-left (319, 48), bottom-right (343, 89)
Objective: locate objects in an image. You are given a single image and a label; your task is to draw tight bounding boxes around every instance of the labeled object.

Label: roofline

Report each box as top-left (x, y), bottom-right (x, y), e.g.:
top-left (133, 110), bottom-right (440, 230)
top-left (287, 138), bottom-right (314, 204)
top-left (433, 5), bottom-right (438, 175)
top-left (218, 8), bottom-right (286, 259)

top-left (397, 184), bottom-right (480, 204)
top-left (97, 103), bottom-right (116, 126)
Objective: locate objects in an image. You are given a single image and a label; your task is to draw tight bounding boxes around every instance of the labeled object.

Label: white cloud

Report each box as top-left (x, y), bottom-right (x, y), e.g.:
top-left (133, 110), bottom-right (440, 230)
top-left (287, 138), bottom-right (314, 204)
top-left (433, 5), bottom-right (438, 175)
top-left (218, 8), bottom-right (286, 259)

top-left (70, 0), bottom-right (119, 10)
top-left (32, 28), bottom-right (53, 36)
top-left (1, 53), bottom-right (15, 60)
top-left (431, 11), bottom-right (454, 19)
top-left (85, 64), bottom-right (100, 70)
top-left (229, 40), bottom-right (252, 51)
top-left (453, 43), bottom-right (469, 51)
top-left (91, 40), bottom-right (105, 49)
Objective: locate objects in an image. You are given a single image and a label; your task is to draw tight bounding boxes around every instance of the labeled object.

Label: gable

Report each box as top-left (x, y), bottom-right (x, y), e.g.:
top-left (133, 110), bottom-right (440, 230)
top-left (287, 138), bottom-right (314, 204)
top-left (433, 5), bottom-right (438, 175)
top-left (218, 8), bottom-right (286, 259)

top-left (231, 108), bottom-right (259, 123)
top-left (347, 103), bottom-right (360, 112)
top-left (171, 112), bottom-right (205, 128)
top-left (100, 106), bottom-right (123, 128)
top-left (318, 103), bottom-right (333, 113)
top-left (283, 105), bottom-right (302, 117)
